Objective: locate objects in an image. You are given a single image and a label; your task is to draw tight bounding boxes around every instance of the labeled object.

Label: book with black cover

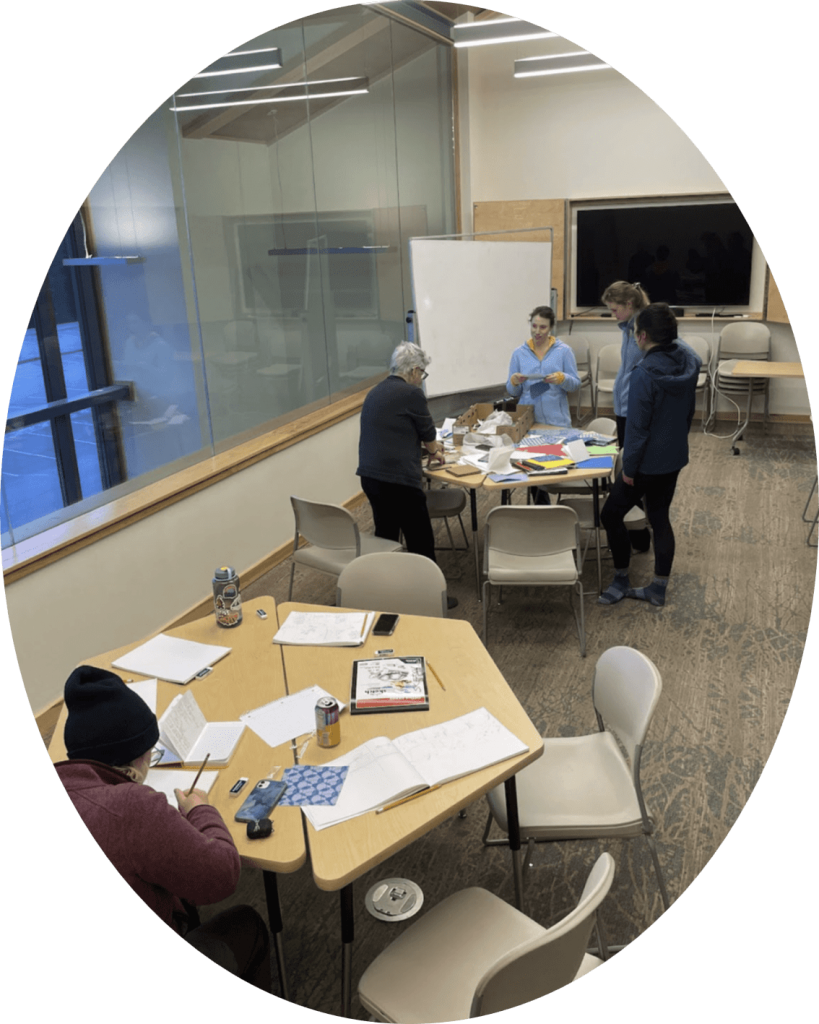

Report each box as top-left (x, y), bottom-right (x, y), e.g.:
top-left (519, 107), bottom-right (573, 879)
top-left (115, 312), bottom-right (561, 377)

top-left (351, 656), bottom-right (430, 714)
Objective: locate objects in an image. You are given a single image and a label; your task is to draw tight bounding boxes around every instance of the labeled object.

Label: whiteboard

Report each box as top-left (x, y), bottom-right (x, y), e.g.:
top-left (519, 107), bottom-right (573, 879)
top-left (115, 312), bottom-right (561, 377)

top-left (409, 238), bottom-right (553, 398)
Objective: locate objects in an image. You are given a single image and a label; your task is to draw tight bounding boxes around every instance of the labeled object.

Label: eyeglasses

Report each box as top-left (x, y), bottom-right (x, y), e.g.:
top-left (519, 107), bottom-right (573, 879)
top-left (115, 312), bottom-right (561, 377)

top-left (416, 368), bottom-right (429, 380)
top-left (150, 746), bottom-right (165, 767)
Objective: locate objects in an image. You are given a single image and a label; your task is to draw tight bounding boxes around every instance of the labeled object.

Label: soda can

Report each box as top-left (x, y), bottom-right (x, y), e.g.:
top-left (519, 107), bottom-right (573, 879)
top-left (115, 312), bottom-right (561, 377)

top-left (315, 696), bottom-right (341, 748)
top-left (213, 566), bottom-right (242, 627)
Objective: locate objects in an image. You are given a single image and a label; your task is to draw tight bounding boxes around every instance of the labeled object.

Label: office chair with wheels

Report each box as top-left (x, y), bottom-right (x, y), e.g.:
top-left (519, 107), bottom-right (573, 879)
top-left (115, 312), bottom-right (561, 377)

top-left (483, 505), bottom-right (585, 656)
top-left (336, 551), bottom-right (448, 617)
top-left (357, 852), bottom-right (615, 1022)
top-left (288, 496), bottom-right (402, 600)
top-left (483, 646), bottom-right (670, 918)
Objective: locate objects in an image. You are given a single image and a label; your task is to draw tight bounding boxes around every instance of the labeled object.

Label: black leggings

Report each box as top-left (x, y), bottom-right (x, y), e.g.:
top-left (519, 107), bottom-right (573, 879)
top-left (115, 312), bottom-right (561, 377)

top-left (360, 476), bottom-right (436, 562)
top-left (600, 470), bottom-right (680, 577)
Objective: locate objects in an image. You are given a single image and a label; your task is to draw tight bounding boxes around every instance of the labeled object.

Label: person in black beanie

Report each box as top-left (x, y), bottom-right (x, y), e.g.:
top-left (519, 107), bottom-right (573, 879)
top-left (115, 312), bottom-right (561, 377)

top-left (55, 665), bottom-right (271, 991)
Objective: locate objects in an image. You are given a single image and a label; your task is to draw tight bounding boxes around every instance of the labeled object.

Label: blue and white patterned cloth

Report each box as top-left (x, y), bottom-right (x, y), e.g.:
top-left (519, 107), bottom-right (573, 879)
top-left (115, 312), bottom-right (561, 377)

top-left (278, 765), bottom-right (349, 806)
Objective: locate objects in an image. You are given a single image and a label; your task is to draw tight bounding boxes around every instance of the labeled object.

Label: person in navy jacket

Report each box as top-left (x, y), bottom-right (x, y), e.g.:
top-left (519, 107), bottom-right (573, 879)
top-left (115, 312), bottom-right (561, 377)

top-left (598, 303), bottom-right (700, 607)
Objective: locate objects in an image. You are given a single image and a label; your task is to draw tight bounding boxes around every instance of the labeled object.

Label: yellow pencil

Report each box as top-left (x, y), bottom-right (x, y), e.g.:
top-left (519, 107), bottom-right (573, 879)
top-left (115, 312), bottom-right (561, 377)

top-left (186, 752), bottom-right (211, 795)
top-left (377, 785), bottom-right (441, 814)
top-left (427, 661), bottom-right (446, 691)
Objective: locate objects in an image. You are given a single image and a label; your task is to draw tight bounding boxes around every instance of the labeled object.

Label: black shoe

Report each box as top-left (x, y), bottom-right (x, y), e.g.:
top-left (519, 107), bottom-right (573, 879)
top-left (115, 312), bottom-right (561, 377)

top-left (447, 595), bottom-right (459, 610)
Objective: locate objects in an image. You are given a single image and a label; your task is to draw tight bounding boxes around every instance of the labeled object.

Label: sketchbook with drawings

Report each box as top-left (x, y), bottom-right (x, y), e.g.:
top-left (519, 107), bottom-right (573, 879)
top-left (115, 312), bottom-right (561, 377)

top-left (301, 707), bottom-right (528, 831)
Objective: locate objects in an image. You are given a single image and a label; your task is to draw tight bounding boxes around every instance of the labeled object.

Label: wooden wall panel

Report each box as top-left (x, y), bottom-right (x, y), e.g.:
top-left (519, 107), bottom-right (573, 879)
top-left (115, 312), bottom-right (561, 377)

top-left (766, 268), bottom-right (789, 324)
top-left (473, 199), bottom-right (566, 318)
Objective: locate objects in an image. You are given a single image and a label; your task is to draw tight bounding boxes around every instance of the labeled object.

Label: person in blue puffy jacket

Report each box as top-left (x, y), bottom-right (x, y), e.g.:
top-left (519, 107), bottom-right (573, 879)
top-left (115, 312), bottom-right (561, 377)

top-left (598, 303), bottom-right (700, 607)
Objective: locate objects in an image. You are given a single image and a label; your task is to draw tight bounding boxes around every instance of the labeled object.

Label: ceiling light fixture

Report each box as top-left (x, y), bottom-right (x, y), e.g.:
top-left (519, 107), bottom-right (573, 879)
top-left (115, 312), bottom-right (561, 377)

top-left (171, 78), bottom-right (369, 112)
top-left (193, 47), bottom-right (283, 78)
top-left (514, 52), bottom-right (610, 77)
top-left (453, 17), bottom-right (555, 48)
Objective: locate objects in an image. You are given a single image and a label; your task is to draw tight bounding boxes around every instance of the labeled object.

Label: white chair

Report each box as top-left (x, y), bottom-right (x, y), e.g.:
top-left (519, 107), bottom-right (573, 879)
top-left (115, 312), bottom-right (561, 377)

top-left (681, 334), bottom-right (711, 421)
top-left (336, 551), bottom-right (448, 617)
top-left (483, 646), bottom-right (670, 916)
top-left (426, 486), bottom-right (469, 550)
top-left (714, 322), bottom-right (771, 431)
top-left (288, 496), bottom-right (403, 600)
top-left (593, 344), bottom-right (621, 418)
top-left (563, 334), bottom-right (592, 422)
top-left (357, 852), bottom-right (615, 1022)
top-left (482, 505), bottom-right (585, 656)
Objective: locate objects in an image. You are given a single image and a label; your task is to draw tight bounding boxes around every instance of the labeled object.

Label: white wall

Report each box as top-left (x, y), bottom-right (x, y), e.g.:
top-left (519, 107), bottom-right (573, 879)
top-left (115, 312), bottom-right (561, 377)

top-left (460, 38), bottom-right (807, 416)
top-left (7, 413), bottom-right (361, 713)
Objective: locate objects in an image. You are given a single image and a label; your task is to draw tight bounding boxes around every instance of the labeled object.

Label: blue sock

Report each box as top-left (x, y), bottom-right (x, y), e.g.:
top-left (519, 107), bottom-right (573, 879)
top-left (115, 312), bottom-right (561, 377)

top-left (627, 576), bottom-right (669, 606)
top-left (598, 570), bottom-right (630, 605)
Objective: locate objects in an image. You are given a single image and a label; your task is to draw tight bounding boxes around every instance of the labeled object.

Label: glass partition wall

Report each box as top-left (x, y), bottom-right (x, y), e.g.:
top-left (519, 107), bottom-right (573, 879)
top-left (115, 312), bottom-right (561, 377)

top-left (1, 6), bottom-right (455, 547)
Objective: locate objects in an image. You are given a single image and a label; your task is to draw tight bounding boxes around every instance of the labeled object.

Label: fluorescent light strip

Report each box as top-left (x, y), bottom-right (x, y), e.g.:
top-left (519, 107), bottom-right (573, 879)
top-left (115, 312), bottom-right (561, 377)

top-left (193, 64), bottom-right (283, 78)
top-left (452, 18), bottom-right (556, 48)
top-left (515, 64), bottom-right (609, 77)
top-left (178, 77), bottom-right (363, 99)
top-left (225, 47), bottom-right (282, 57)
top-left (514, 52), bottom-right (609, 77)
top-left (172, 89), bottom-right (368, 112)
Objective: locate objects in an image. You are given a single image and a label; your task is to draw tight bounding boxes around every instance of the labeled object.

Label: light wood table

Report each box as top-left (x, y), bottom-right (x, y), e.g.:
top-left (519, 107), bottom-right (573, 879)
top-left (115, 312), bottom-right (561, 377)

top-left (277, 601), bottom-right (544, 1016)
top-left (729, 360), bottom-right (805, 451)
top-left (48, 596), bottom-right (304, 999)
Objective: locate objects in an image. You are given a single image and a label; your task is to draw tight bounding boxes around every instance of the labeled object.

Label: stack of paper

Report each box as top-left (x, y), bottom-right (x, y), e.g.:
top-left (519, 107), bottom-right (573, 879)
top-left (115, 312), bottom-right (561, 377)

top-left (272, 611), bottom-right (375, 647)
top-left (113, 634), bottom-right (231, 684)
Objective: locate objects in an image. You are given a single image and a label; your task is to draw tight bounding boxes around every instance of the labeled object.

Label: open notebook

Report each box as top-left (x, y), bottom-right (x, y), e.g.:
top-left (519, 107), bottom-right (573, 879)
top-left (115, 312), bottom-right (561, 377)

top-left (158, 690), bottom-right (244, 766)
top-left (302, 707), bottom-right (528, 831)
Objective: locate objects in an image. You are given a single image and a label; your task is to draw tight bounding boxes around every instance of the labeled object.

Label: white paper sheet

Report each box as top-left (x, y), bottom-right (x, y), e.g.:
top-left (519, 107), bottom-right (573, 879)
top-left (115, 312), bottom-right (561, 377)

top-left (113, 634), bottom-right (231, 684)
top-left (241, 686), bottom-right (346, 749)
top-left (145, 769), bottom-right (218, 806)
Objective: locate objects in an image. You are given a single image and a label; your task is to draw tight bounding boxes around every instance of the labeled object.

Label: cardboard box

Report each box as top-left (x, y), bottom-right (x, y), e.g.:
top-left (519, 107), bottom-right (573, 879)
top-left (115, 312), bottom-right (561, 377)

top-left (451, 403), bottom-right (534, 446)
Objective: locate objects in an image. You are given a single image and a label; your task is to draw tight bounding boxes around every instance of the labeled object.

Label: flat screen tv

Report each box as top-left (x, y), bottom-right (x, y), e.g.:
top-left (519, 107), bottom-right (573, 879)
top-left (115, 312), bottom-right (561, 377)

top-left (572, 199), bottom-right (754, 312)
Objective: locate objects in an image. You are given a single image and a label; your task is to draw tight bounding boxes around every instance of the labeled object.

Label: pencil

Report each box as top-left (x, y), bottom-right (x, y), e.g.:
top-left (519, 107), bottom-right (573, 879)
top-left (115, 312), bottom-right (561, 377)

top-left (427, 661), bottom-right (446, 691)
top-left (187, 752), bottom-right (211, 795)
top-left (376, 785), bottom-right (441, 814)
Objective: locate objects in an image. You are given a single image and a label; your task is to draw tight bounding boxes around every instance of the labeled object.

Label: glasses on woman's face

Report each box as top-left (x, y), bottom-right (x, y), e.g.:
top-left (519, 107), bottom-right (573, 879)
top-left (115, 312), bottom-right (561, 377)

top-left (416, 368), bottom-right (429, 380)
top-left (149, 747), bottom-right (164, 767)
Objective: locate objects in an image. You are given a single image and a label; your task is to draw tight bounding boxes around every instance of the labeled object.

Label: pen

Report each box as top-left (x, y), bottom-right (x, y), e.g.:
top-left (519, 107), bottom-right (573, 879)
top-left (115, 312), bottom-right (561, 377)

top-left (427, 661), bottom-right (446, 691)
top-left (377, 785), bottom-right (441, 814)
top-left (187, 752), bottom-right (211, 795)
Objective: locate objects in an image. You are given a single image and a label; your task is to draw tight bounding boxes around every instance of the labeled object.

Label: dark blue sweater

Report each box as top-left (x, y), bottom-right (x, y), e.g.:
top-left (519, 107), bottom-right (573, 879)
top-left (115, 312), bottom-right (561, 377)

top-left (622, 342), bottom-right (701, 478)
top-left (357, 375), bottom-right (437, 490)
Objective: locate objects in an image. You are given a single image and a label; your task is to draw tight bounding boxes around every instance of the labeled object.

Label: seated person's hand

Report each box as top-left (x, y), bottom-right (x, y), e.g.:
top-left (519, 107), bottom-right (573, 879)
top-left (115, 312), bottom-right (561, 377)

top-left (175, 788), bottom-right (210, 815)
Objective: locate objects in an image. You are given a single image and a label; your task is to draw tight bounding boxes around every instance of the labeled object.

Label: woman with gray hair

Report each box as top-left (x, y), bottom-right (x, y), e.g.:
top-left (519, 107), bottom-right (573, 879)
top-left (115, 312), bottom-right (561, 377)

top-left (357, 342), bottom-right (456, 608)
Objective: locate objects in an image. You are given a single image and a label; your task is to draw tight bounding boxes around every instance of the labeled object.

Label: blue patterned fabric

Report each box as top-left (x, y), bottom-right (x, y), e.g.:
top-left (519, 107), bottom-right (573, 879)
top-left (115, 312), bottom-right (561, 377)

top-left (278, 765), bottom-right (349, 806)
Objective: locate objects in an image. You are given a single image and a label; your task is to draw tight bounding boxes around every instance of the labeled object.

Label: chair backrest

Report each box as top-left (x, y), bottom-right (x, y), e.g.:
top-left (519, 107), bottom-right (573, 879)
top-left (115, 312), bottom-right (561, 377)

top-left (336, 552), bottom-right (447, 617)
top-left (681, 334), bottom-right (711, 372)
top-left (562, 334), bottom-right (590, 373)
top-left (596, 343), bottom-right (622, 378)
top-left (592, 646), bottom-right (662, 768)
top-left (717, 322), bottom-right (771, 361)
top-left (291, 495), bottom-right (360, 553)
top-left (484, 505), bottom-right (580, 561)
top-left (473, 852), bottom-right (615, 1016)
top-left (586, 416), bottom-right (617, 437)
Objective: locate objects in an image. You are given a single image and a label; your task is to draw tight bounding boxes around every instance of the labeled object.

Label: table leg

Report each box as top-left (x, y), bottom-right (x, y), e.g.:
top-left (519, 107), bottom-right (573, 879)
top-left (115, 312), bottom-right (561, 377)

top-left (340, 882), bottom-right (354, 1017)
top-left (592, 478), bottom-right (603, 594)
top-left (730, 380), bottom-right (754, 453)
top-left (470, 488), bottom-right (481, 600)
top-left (504, 776), bottom-right (524, 912)
top-left (262, 870), bottom-right (290, 1000)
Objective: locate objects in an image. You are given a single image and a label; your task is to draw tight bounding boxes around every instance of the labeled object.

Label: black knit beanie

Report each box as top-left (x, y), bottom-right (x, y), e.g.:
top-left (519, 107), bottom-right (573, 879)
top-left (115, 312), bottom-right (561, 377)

top-left (64, 665), bottom-right (159, 765)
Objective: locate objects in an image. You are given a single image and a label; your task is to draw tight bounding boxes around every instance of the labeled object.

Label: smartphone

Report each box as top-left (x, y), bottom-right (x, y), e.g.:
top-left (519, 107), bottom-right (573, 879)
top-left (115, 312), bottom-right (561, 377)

top-left (234, 779), bottom-right (287, 823)
top-left (373, 613), bottom-right (400, 636)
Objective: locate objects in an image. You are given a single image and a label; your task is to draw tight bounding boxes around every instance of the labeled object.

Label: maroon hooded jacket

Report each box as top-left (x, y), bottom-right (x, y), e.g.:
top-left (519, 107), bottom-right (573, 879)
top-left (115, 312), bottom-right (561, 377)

top-left (56, 759), bottom-right (241, 931)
